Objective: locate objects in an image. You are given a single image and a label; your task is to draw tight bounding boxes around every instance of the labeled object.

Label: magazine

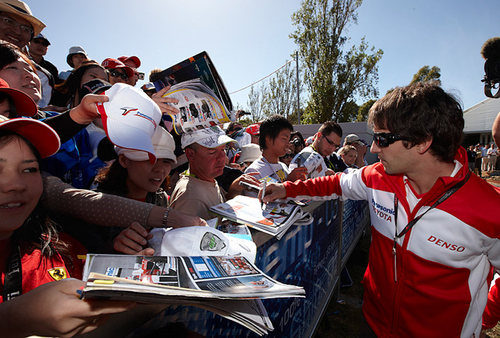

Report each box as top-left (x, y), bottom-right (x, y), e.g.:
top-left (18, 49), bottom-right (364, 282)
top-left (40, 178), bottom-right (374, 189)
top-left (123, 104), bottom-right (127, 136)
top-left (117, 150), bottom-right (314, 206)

top-left (82, 254), bottom-right (305, 335)
top-left (209, 195), bottom-right (313, 239)
top-left (153, 51), bottom-right (234, 135)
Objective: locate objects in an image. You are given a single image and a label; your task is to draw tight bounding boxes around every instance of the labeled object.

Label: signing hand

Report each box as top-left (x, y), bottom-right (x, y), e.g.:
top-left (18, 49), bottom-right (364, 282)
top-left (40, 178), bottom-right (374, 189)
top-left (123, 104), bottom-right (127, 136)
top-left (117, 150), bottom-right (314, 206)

top-left (227, 172), bottom-right (261, 199)
top-left (287, 166), bottom-right (308, 182)
top-left (258, 182), bottom-right (287, 203)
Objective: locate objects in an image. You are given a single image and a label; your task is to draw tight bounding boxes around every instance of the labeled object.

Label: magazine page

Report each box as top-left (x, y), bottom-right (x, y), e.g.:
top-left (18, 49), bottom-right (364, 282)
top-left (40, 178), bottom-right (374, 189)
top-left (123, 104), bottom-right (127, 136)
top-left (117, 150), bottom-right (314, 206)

top-left (162, 78), bottom-right (232, 135)
top-left (289, 147), bottom-right (327, 178)
top-left (209, 195), bottom-right (300, 232)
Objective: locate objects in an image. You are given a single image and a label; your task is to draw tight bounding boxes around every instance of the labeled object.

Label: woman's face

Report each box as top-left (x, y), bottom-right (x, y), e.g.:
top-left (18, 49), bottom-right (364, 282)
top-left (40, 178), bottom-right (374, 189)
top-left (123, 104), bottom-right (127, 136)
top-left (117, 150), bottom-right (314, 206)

top-left (80, 66), bottom-right (107, 87)
top-left (0, 136), bottom-right (42, 240)
top-left (120, 156), bottom-right (173, 198)
top-left (0, 57), bottom-right (41, 104)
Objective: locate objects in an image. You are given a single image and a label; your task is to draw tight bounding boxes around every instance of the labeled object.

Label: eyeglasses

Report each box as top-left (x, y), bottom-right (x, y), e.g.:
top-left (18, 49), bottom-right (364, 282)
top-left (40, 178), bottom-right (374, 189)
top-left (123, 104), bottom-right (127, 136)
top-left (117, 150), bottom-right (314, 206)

top-left (136, 72), bottom-right (145, 80)
top-left (322, 135), bottom-right (340, 148)
top-left (108, 69), bottom-right (129, 80)
top-left (0, 15), bottom-right (33, 36)
top-left (372, 132), bottom-right (406, 147)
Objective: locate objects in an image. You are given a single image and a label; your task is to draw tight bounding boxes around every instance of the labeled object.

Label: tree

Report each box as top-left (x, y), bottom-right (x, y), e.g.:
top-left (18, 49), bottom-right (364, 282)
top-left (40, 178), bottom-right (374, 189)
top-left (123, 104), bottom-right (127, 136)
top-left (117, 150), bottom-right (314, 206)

top-left (290, 0), bottom-right (383, 123)
top-left (247, 83), bottom-right (267, 122)
top-left (261, 61), bottom-right (302, 120)
top-left (356, 99), bottom-right (376, 121)
top-left (410, 65), bottom-right (441, 84)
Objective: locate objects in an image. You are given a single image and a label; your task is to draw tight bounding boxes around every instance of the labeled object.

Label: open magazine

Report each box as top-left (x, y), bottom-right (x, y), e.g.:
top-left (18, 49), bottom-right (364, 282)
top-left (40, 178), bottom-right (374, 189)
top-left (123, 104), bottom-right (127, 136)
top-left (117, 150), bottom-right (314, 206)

top-left (209, 195), bottom-right (313, 239)
top-left (82, 254), bottom-right (305, 335)
top-left (153, 51), bottom-right (234, 135)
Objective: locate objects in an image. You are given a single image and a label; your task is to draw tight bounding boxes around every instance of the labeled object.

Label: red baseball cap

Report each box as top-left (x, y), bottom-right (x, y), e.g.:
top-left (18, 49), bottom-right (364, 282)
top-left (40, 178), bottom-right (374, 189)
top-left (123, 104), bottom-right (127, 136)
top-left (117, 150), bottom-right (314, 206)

top-left (246, 123), bottom-right (260, 136)
top-left (0, 116), bottom-right (60, 158)
top-left (101, 58), bottom-right (134, 78)
top-left (118, 56), bottom-right (141, 68)
top-left (0, 78), bottom-right (38, 117)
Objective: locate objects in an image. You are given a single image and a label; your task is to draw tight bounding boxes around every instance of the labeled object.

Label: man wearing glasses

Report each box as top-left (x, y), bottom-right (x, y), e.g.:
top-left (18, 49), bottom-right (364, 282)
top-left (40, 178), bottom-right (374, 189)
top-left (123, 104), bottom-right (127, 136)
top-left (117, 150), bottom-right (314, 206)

top-left (0, 0), bottom-right (44, 50)
top-left (261, 82), bottom-right (500, 337)
top-left (289, 121), bottom-right (342, 178)
top-left (101, 58), bottom-right (134, 85)
top-left (118, 56), bottom-right (144, 87)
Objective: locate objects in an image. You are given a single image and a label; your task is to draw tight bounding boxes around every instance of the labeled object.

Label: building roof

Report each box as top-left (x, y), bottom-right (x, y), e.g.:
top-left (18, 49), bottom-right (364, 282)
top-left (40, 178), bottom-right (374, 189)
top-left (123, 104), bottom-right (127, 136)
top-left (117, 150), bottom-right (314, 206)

top-left (463, 98), bottom-right (500, 133)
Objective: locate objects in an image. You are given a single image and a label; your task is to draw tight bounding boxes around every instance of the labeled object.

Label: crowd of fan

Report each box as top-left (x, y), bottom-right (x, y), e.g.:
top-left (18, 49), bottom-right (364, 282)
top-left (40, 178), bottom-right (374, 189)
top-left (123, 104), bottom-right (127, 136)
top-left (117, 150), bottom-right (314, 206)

top-left (0, 1), bottom-right (498, 336)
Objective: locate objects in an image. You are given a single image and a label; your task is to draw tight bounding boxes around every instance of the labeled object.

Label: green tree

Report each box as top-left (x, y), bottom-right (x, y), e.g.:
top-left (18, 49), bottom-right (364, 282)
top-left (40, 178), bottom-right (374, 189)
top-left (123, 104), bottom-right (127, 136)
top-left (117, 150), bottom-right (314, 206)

top-left (410, 65), bottom-right (441, 84)
top-left (261, 61), bottom-right (302, 119)
top-left (290, 0), bottom-right (383, 123)
top-left (356, 99), bottom-right (376, 121)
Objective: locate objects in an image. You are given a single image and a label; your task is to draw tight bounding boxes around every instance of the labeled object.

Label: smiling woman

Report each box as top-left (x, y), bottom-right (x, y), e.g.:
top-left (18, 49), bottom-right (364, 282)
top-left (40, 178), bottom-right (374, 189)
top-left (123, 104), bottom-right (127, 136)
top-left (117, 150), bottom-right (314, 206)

top-left (0, 116), bottom-right (86, 303)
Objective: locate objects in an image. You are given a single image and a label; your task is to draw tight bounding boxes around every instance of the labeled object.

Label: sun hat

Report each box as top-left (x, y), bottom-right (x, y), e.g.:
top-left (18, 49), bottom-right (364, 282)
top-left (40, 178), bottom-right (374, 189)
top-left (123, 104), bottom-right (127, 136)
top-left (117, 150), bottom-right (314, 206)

top-left (158, 226), bottom-right (257, 263)
top-left (0, 115), bottom-right (60, 158)
top-left (115, 126), bottom-right (176, 163)
top-left (239, 143), bottom-right (261, 164)
top-left (0, 78), bottom-right (37, 117)
top-left (66, 46), bottom-right (88, 67)
top-left (181, 125), bottom-right (236, 149)
top-left (96, 83), bottom-right (162, 163)
top-left (0, 0), bottom-right (45, 37)
top-left (101, 58), bottom-right (134, 78)
top-left (344, 133), bottom-right (367, 146)
top-left (117, 56), bottom-right (141, 69)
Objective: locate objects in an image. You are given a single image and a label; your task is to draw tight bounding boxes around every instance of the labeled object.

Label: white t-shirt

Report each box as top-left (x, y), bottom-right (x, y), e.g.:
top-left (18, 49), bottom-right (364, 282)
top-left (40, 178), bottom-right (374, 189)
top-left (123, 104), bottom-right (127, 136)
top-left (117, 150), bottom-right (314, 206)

top-left (245, 156), bottom-right (289, 182)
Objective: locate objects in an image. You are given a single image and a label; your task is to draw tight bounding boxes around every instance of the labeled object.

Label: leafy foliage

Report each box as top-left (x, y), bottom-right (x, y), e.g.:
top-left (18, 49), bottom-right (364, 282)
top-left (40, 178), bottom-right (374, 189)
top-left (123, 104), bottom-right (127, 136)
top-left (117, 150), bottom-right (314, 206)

top-left (410, 65), bottom-right (441, 84)
top-left (290, 0), bottom-right (383, 123)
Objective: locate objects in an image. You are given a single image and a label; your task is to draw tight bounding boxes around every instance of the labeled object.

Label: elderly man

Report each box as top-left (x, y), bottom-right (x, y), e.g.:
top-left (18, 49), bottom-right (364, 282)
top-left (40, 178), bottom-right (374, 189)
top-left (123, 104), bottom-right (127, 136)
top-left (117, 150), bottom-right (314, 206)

top-left (0, 0), bottom-right (44, 49)
top-left (261, 82), bottom-right (500, 337)
top-left (290, 121), bottom-right (342, 178)
top-left (169, 126), bottom-right (259, 220)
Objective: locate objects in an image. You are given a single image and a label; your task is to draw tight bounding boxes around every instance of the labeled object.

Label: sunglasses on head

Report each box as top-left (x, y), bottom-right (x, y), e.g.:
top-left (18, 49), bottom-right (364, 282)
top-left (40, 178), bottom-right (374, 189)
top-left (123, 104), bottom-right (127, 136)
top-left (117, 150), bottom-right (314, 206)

top-left (108, 69), bottom-right (129, 80)
top-left (373, 132), bottom-right (406, 147)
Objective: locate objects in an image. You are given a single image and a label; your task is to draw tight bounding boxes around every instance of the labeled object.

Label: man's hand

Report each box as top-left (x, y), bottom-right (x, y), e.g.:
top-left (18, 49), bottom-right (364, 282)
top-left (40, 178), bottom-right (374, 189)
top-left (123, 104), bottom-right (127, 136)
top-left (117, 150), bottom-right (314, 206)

top-left (287, 167), bottom-right (308, 182)
top-left (258, 182), bottom-right (287, 203)
top-left (167, 209), bottom-right (208, 228)
top-left (151, 86), bottom-right (180, 116)
top-left (69, 94), bottom-right (109, 125)
top-left (227, 173), bottom-right (261, 199)
top-left (1, 279), bottom-right (135, 338)
top-left (325, 169), bottom-right (336, 176)
top-left (113, 221), bottom-right (154, 255)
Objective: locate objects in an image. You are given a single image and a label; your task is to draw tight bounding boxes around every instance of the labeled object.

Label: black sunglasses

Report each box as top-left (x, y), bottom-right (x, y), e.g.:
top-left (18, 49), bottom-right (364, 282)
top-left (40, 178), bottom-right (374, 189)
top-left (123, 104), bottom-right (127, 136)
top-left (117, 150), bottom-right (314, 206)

top-left (108, 69), bottom-right (129, 80)
top-left (373, 132), bottom-right (406, 147)
top-left (322, 135), bottom-right (340, 148)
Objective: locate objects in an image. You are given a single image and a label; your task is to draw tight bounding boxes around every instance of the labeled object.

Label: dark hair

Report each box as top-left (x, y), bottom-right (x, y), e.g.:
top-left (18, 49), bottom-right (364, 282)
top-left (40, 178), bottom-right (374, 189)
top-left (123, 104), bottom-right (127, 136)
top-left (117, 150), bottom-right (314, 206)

top-left (0, 131), bottom-right (69, 258)
top-left (226, 122), bottom-right (242, 135)
top-left (259, 115), bottom-right (293, 150)
top-left (318, 121), bottom-right (342, 138)
top-left (54, 60), bottom-right (106, 107)
top-left (149, 68), bottom-right (164, 83)
top-left (0, 40), bottom-right (21, 69)
top-left (368, 81), bottom-right (464, 162)
top-left (94, 159), bottom-right (129, 196)
top-left (290, 131), bottom-right (305, 146)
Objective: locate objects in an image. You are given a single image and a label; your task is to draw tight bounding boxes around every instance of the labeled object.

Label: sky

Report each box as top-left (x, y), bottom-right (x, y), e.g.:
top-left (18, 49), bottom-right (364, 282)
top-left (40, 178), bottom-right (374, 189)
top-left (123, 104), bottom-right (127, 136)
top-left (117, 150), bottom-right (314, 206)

top-left (29, 0), bottom-right (499, 114)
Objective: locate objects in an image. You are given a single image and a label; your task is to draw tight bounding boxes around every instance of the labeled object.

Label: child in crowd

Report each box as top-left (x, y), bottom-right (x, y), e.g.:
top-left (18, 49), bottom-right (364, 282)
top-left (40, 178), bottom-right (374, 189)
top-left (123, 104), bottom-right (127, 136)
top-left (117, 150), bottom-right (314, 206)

top-left (338, 145), bottom-right (358, 170)
top-left (0, 116), bottom-right (86, 302)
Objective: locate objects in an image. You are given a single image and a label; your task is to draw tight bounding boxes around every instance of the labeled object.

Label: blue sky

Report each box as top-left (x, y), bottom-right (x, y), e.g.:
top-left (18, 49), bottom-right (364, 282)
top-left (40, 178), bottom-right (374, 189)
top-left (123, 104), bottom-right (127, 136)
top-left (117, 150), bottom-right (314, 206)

top-left (29, 0), bottom-right (498, 113)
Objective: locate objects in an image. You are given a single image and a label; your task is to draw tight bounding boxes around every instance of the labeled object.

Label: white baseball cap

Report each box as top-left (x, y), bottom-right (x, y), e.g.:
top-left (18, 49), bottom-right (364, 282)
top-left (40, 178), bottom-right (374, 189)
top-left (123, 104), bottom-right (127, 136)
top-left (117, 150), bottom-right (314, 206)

top-left (115, 126), bottom-right (177, 163)
top-left (159, 226), bottom-right (256, 263)
top-left (181, 126), bottom-right (236, 149)
top-left (239, 143), bottom-right (262, 164)
top-left (97, 83), bottom-right (162, 163)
